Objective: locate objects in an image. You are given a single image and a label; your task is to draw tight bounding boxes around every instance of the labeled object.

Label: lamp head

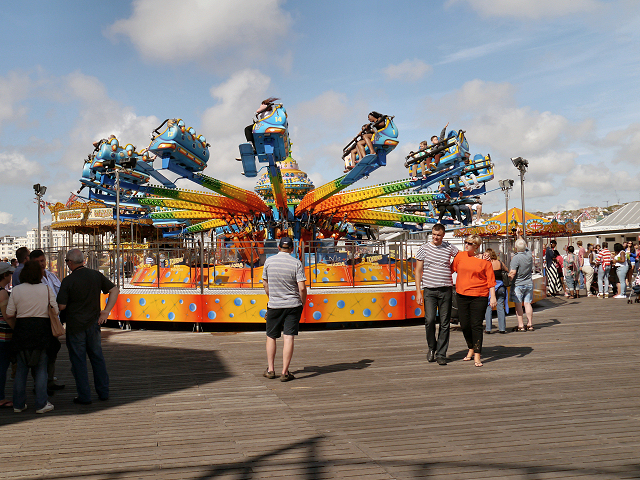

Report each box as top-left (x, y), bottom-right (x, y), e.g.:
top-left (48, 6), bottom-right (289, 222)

top-left (33, 184), bottom-right (47, 196)
top-left (499, 179), bottom-right (514, 191)
top-left (511, 156), bottom-right (529, 170)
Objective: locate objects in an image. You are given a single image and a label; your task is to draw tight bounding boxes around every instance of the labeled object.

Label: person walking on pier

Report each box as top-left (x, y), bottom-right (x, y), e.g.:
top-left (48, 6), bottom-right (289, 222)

top-left (57, 249), bottom-right (119, 404)
top-left (415, 223), bottom-right (458, 366)
top-left (262, 237), bottom-right (307, 382)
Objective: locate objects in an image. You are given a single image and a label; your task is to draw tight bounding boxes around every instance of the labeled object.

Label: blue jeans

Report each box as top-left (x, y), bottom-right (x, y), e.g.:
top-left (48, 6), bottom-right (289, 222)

top-left (598, 265), bottom-right (610, 295)
top-left (0, 342), bottom-right (10, 401)
top-left (485, 286), bottom-right (506, 332)
top-left (66, 323), bottom-right (109, 402)
top-left (616, 264), bottom-right (628, 295)
top-left (14, 350), bottom-right (48, 410)
top-left (565, 274), bottom-right (577, 291)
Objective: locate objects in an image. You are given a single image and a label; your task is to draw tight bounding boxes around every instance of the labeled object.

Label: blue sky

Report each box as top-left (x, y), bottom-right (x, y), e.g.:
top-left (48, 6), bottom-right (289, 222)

top-left (1, 0), bottom-right (639, 235)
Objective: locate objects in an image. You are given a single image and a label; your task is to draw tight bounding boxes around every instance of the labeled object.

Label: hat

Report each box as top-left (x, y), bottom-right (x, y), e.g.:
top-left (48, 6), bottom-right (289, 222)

top-left (279, 237), bottom-right (294, 249)
top-left (0, 262), bottom-right (15, 275)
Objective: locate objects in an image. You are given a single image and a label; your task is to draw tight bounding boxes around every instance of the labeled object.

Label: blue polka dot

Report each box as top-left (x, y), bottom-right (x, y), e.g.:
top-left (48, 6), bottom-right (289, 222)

top-left (229, 313), bottom-right (234, 318)
top-left (309, 302), bottom-right (314, 307)
top-left (369, 268), bottom-right (372, 272)
top-left (414, 308), bottom-right (422, 316)
top-left (363, 309), bottom-right (371, 317)
top-left (389, 298), bottom-right (397, 307)
top-left (234, 298), bottom-right (242, 306)
top-left (161, 299), bottom-right (165, 304)
top-left (323, 298), bottom-right (328, 303)
top-left (312, 279), bottom-right (316, 283)
top-left (340, 278), bottom-right (345, 281)
top-left (139, 298), bottom-right (146, 306)
top-left (125, 310), bottom-right (132, 318)
top-left (250, 299), bottom-right (256, 304)
top-left (168, 312), bottom-right (175, 320)
top-left (313, 311), bottom-right (322, 320)
top-left (371, 298), bottom-right (377, 303)
top-left (314, 268), bottom-right (320, 274)
top-left (360, 267), bottom-right (366, 273)
top-left (215, 299), bottom-right (220, 303)
top-left (388, 313), bottom-right (393, 318)
top-left (402, 273), bottom-right (407, 280)
top-left (165, 272), bottom-right (171, 278)
top-left (179, 299), bottom-right (183, 304)
top-left (208, 311), bottom-right (216, 320)
top-left (322, 277), bottom-right (329, 283)
top-left (183, 277), bottom-right (190, 283)
top-left (126, 298), bottom-right (130, 303)
top-left (337, 300), bottom-right (345, 309)
top-left (189, 303), bottom-right (197, 312)
top-left (411, 295), bottom-right (415, 301)
top-left (350, 310), bottom-right (355, 314)
top-left (371, 276), bottom-right (378, 281)
top-left (259, 309), bottom-right (267, 318)
top-left (146, 314), bottom-right (150, 318)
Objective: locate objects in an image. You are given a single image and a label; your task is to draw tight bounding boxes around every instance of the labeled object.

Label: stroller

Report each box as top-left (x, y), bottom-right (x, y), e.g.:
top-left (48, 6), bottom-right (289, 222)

top-left (628, 266), bottom-right (640, 304)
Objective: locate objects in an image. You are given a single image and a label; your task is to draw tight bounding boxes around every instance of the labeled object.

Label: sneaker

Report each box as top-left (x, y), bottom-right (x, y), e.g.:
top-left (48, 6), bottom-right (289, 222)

top-left (614, 294), bottom-right (626, 299)
top-left (604, 293), bottom-right (609, 298)
top-left (280, 372), bottom-right (295, 382)
top-left (36, 402), bottom-right (54, 414)
top-left (235, 157), bottom-right (242, 162)
top-left (411, 176), bottom-right (418, 181)
top-left (587, 293), bottom-right (594, 297)
top-left (14, 404), bottom-right (27, 413)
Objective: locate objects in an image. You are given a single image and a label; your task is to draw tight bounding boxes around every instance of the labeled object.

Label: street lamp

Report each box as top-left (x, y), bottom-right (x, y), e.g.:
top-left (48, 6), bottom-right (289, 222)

top-left (33, 184), bottom-right (47, 249)
top-left (499, 179), bottom-right (514, 268)
top-left (511, 157), bottom-right (529, 244)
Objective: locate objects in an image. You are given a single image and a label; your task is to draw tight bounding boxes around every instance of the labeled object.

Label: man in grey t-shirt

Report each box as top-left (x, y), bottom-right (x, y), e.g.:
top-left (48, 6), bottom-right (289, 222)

top-left (509, 237), bottom-right (534, 331)
top-left (262, 237), bottom-right (307, 382)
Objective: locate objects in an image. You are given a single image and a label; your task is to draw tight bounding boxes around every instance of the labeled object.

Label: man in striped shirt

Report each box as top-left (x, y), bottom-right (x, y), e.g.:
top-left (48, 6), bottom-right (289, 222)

top-left (596, 242), bottom-right (612, 298)
top-left (415, 224), bottom-right (458, 365)
top-left (262, 237), bottom-right (307, 382)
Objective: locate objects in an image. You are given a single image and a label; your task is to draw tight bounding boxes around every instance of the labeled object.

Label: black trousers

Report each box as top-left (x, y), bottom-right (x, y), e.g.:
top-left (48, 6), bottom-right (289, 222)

top-left (423, 287), bottom-right (452, 359)
top-left (457, 294), bottom-right (487, 354)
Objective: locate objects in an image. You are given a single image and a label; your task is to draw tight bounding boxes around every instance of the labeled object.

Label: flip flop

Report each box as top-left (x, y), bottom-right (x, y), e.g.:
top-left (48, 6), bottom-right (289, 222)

top-left (463, 355), bottom-right (473, 361)
top-left (474, 362), bottom-right (483, 367)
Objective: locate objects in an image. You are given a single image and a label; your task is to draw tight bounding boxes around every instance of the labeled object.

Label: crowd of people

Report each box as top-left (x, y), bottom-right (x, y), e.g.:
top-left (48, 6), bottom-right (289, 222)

top-left (545, 239), bottom-right (639, 299)
top-left (0, 247), bottom-right (119, 414)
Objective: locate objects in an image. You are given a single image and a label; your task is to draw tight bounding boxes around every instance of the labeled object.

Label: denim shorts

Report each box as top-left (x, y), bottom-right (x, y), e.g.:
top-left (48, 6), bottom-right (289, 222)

top-left (511, 284), bottom-right (533, 304)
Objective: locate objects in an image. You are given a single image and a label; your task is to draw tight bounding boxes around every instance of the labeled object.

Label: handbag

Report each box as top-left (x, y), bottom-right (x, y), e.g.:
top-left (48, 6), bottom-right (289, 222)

top-left (47, 287), bottom-right (65, 338)
top-left (501, 270), bottom-right (511, 288)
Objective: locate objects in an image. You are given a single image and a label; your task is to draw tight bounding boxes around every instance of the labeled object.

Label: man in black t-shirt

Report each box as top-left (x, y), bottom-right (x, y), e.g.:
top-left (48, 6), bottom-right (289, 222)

top-left (57, 249), bottom-right (119, 405)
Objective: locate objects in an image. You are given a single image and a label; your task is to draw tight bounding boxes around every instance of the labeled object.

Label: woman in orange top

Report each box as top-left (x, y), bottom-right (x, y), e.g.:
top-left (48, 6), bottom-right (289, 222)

top-left (452, 235), bottom-right (497, 367)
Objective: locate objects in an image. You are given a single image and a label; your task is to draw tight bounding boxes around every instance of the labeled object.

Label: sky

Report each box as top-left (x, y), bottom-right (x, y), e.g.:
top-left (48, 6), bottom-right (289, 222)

top-left (1, 0), bottom-right (640, 235)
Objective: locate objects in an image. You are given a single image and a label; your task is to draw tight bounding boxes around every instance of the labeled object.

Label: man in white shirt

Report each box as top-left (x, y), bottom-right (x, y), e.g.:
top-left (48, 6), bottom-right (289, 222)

top-left (29, 249), bottom-right (64, 392)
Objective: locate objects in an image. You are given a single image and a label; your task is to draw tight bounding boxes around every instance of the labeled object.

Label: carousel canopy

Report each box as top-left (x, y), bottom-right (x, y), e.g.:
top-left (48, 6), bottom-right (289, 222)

top-left (455, 207), bottom-right (581, 237)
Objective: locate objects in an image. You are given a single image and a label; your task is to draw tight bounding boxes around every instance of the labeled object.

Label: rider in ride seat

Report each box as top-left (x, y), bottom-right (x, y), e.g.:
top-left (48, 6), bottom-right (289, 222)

top-left (241, 97), bottom-right (281, 155)
top-left (409, 141), bottom-right (429, 180)
top-left (346, 111), bottom-right (387, 171)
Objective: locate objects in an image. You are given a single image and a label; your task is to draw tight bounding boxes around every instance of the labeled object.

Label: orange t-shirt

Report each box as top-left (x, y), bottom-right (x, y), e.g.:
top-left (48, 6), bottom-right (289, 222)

top-left (452, 252), bottom-right (496, 297)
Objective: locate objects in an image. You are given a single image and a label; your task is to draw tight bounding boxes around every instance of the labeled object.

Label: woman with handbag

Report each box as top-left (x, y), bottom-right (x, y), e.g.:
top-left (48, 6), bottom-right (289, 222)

top-left (484, 249), bottom-right (508, 334)
top-left (452, 235), bottom-right (497, 367)
top-left (0, 262), bottom-right (16, 408)
top-left (5, 260), bottom-right (59, 414)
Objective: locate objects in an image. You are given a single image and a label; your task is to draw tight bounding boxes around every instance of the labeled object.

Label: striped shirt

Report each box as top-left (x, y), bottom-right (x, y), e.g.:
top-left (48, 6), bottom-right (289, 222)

top-left (415, 241), bottom-right (458, 288)
top-left (0, 287), bottom-right (11, 342)
top-left (597, 249), bottom-right (612, 267)
top-left (262, 252), bottom-right (307, 308)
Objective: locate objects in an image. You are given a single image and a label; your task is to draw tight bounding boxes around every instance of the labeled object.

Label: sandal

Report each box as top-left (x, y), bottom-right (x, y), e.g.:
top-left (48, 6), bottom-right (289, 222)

top-left (512, 326), bottom-right (526, 332)
top-left (474, 362), bottom-right (483, 367)
top-left (280, 372), bottom-right (295, 382)
top-left (263, 369), bottom-right (276, 379)
top-left (0, 399), bottom-right (13, 408)
top-left (463, 355), bottom-right (473, 361)
top-left (526, 325), bottom-right (534, 331)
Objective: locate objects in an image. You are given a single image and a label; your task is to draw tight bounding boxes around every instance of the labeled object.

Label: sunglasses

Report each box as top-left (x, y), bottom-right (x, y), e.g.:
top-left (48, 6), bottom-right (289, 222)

top-left (464, 241), bottom-right (476, 246)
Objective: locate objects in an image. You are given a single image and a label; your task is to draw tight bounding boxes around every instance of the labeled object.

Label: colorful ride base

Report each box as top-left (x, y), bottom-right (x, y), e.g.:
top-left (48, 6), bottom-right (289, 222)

top-left (104, 271), bottom-right (546, 324)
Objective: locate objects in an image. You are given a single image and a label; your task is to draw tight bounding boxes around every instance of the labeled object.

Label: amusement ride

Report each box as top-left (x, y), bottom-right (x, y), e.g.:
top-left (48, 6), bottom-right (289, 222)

top-left (56, 100), bottom-right (505, 326)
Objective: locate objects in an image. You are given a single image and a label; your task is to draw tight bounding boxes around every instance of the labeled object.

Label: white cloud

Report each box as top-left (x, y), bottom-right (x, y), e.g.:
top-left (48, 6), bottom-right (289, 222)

top-left (439, 39), bottom-right (521, 65)
top-left (107, 0), bottom-right (292, 68)
top-left (521, 180), bottom-right (555, 198)
top-left (605, 122), bottom-right (640, 164)
top-left (446, 0), bottom-right (602, 19)
top-left (564, 164), bottom-right (632, 190)
top-left (0, 71), bottom-right (32, 131)
top-left (383, 59), bottom-right (432, 82)
top-left (0, 212), bottom-right (14, 224)
top-left (200, 69), bottom-right (272, 190)
top-left (0, 151), bottom-right (40, 185)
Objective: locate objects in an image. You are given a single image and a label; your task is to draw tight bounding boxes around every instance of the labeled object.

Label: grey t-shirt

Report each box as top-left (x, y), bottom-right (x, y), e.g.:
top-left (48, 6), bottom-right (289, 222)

top-left (262, 252), bottom-right (307, 308)
top-left (510, 249), bottom-right (533, 286)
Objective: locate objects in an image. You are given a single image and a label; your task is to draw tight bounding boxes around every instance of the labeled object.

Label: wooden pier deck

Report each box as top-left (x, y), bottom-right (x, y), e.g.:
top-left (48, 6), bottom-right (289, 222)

top-left (1, 296), bottom-right (638, 479)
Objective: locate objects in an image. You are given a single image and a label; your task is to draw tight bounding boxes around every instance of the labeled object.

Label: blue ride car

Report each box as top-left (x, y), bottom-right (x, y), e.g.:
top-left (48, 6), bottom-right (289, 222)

top-left (148, 119), bottom-right (210, 173)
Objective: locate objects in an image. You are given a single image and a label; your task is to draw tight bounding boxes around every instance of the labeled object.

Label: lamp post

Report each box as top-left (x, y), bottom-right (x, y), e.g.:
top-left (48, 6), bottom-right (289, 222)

top-left (511, 157), bottom-right (529, 244)
top-left (33, 184), bottom-right (47, 249)
top-left (499, 179), bottom-right (514, 268)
